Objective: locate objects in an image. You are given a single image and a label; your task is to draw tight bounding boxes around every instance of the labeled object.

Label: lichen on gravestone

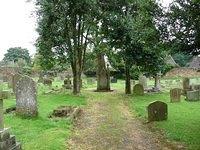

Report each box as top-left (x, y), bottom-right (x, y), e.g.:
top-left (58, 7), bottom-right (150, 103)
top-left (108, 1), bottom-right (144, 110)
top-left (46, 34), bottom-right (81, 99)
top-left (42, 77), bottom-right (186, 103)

top-left (16, 76), bottom-right (38, 117)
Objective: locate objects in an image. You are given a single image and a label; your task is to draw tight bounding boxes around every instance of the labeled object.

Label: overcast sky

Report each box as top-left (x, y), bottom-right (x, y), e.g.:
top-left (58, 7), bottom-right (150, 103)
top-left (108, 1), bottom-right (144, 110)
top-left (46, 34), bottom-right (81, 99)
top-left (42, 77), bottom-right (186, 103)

top-left (0, 0), bottom-right (173, 61)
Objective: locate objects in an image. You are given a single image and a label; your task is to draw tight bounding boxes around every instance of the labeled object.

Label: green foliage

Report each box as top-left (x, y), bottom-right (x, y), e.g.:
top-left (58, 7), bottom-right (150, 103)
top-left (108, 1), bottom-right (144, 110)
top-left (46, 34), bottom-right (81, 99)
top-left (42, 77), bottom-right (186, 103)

top-left (3, 47), bottom-right (31, 64)
top-left (172, 52), bottom-right (193, 67)
top-left (4, 92), bottom-right (86, 150)
top-left (168, 0), bottom-right (200, 55)
top-left (35, 0), bottom-right (96, 69)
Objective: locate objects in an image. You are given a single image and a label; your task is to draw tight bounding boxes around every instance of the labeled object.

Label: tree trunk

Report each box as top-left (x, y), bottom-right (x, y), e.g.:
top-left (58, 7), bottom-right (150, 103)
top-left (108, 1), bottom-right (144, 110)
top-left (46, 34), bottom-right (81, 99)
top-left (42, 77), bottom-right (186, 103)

top-left (96, 53), bottom-right (110, 91)
top-left (154, 75), bottom-right (160, 90)
top-left (72, 58), bottom-right (81, 95)
top-left (125, 62), bottom-right (131, 94)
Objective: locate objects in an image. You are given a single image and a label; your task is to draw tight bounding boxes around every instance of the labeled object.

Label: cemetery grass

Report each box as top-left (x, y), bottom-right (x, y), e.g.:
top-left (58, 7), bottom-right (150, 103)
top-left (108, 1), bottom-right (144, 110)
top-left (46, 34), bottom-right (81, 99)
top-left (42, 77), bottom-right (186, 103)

top-left (3, 92), bottom-right (86, 150)
top-left (129, 92), bottom-right (200, 150)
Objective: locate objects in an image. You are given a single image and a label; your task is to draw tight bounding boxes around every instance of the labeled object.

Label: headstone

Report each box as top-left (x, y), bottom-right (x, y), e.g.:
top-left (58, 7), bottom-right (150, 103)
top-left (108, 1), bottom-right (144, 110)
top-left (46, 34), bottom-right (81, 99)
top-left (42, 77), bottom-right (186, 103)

top-left (12, 74), bottom-right (23, 94)
top-left (170, 88), bottom-right (182, 102)
top-left (63, 78), bottom-right (72, 89)
top-left (147, 101), bottom-right (168, 122)
top-left (0, 91), bottom-right (22, 150)
top-left (133, 84), bottom-right (144, 96)
top-left (16, 76), bottom-right (38, 117)
top-left (111, 78), bottom-right (117, 83)
top-left (182, 78), bottom-right (190, 94)
top-left (139, 75), bottom-right (147, 89)
top-left (186, 90), bottom-right (200, 101)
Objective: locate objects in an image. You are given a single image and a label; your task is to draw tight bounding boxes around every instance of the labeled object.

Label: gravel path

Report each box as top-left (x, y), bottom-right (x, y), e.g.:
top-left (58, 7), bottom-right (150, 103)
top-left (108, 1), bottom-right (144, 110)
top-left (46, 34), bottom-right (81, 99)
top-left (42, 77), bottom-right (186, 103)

top-left (68, 91), bottom-right (185, 150)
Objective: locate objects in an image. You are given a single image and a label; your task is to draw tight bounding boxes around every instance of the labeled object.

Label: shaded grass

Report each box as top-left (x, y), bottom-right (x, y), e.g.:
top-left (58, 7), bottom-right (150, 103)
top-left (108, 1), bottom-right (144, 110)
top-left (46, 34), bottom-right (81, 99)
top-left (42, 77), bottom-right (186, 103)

top-left (129, 92), bottom-right (200, 150)
top-left (4, 93), bottom-right (86, 150)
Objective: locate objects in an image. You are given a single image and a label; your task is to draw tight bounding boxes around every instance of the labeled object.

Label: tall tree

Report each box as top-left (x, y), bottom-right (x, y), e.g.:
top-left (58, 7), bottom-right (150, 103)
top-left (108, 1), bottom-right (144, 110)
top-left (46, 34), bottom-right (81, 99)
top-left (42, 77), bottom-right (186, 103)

top-left (3, 47), bottom-right (31, 64)
top-left (168, 0), bottom-right (200, 55)
top-left (103, 0), bottom-right (164, 94)
top-left (35, 0), bottom-right (96, 94)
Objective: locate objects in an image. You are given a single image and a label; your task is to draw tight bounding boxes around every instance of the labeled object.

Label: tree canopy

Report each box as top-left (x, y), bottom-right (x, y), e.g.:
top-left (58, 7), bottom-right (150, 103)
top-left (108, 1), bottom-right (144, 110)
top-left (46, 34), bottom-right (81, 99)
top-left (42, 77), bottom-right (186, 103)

top-left (168, 0), bottom-right (200, 55)
top-left (3, 47), bottom-right (31, 64)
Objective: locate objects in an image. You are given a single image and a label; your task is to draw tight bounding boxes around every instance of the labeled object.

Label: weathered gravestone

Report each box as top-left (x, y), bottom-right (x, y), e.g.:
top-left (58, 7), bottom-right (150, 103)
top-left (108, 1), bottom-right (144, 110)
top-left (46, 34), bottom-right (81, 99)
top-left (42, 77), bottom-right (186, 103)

top-left (16, 76), bottom-right (38, 117)
top-left (182, 78), bottom-right (190, 94)
top-left (186, 90), bottom-right (200, 101)
top-left (133, 84), bottom-right (144, 96)
top-left (170, 88), bottom-right (182, 102)
top-left (0, 91), bottom-right (21, 150)
top-left (111, 78), bottom-right (117, 83)
top-left (147, 101), bottom-right (168, 122)
top-left (63, 78), bottom-right (72, 89)
top-left (139, 75), bottom-right (147, 89)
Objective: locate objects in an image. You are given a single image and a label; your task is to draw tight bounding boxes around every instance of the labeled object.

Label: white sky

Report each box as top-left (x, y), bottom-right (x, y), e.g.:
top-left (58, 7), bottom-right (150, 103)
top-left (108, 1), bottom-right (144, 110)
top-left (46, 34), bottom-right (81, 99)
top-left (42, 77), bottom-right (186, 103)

top-left (0, 0), bottom-right (173, 61)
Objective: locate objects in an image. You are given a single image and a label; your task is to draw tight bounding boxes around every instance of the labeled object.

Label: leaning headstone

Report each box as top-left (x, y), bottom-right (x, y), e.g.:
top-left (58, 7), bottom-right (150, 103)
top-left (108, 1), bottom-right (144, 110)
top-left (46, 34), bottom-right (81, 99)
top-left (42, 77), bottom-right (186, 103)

top-left (186, 90), bottom-right (200, 101)
top-left (133, 84), bottom-right (144, 96)
top-left (16, 76), bottom-right (38, 117)
top-left (182, 78), bottom-right (190, 94)
top-left (0, 90), bottom-right (22, 150)
top-left (139, 75), bottom-right (147, 89)
top-left (111, 78), bottom-right (117, 83)
top-left (170, 88), bottom-right (182, 102)
top-left (147, 101), bottom-right (168, 122)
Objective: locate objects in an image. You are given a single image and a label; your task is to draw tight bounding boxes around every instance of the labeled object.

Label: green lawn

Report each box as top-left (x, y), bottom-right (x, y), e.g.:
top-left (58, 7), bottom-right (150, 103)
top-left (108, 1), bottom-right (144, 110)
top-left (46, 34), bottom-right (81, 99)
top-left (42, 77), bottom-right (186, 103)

top-left (2, 78), bottom-right (200, 149)
top-left (4, 91), bottom-right (86, 150)
top-left (129, 92), bottom-right (200, 150)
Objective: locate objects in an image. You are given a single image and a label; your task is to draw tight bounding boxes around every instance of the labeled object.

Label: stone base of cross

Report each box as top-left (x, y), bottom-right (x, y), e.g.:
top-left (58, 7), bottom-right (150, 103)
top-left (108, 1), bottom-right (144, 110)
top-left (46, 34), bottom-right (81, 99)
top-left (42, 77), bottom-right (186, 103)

top-left (0, 90), bottom-right (22, 150)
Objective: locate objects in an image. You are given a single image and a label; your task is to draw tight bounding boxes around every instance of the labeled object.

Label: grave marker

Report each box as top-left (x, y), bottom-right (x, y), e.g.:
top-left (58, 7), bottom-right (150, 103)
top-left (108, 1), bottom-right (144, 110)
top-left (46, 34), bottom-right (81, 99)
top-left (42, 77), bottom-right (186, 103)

top-left (133, 84), bottom-right (144, 96)
top-left (0, 90), bottom-right (22, 149)
top-left (186, 90), bottom-right (200, 101)
top-left (147, 101), bottom-right (168, 122)
top-left (16, 76), bottom-right (38, 117)
top-left (170, 88), bottom-right (182, 102)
